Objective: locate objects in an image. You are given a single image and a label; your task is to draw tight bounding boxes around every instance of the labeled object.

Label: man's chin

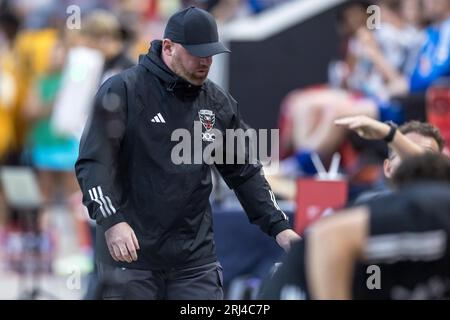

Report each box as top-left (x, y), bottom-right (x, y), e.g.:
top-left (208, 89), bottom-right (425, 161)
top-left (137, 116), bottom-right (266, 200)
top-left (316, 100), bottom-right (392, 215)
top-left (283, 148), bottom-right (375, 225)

top-left (188, 76), bottom-right (207, 86)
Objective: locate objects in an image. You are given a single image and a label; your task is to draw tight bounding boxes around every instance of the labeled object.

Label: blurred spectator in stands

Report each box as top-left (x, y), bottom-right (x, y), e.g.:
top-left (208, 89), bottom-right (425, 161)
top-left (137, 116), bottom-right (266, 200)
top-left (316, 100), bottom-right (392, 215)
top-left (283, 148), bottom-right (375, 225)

top-left (334, 0), bottom-right (449, 118)
top-left (11, 6), bottom-right (60, 161)
top-left (329, 0), bottom-right (426, 103)
top-left (344, 0), bottom-right (425, 101)
top-left (409, 0), bottom-right (450, 92)
top-left (79, 10), bottom-right (135, 83)
top-left (0, 11), bottom-right (20, 229)
top-left (23, 31), bottom-right (80, 231)
top-left (0, 11), bottom-right (20, 164)
top-left (110, 0), bottom-right (157, 61)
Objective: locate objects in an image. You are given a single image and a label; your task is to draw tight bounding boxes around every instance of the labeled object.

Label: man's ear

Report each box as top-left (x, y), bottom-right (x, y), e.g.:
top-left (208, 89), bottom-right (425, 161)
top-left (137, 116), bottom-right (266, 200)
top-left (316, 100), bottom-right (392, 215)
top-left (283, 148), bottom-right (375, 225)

top-left (383, 159), bottom-right (392, 179)
top-left (162, 39), bottom-right (174, 56)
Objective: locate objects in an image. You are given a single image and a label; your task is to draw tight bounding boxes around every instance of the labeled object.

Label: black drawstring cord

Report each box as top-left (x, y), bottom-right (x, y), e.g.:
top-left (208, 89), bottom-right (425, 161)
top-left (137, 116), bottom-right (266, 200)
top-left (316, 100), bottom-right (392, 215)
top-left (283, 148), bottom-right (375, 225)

top-left (167, 81), bottom-right (177, 92)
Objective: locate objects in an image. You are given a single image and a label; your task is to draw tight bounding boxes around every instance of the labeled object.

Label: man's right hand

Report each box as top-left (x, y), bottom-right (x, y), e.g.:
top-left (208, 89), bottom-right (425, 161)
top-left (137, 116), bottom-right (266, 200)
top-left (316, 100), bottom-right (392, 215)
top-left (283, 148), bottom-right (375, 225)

top-left (105, 222), bottom-right (140, 263)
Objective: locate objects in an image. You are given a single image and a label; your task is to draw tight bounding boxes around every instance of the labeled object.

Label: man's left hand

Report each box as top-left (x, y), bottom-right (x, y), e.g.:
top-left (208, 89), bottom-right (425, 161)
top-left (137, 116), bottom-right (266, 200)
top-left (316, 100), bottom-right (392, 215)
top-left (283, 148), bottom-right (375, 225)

top-left (334, 115), bottom-right (390, 140)
top-left (276, 229), bottom-right (301, 252)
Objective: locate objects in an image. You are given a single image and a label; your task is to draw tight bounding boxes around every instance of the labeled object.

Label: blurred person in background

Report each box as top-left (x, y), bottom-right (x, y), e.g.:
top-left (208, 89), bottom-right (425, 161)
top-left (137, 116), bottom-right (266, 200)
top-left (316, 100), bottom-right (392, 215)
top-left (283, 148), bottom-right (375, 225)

top-left (335, 115), bottom-right (445, 203)
top-left (0, 11), bottom-right (20, 229)
top-left (109, 0), bottom-right (154, 61)
top-left (261, 152), bottom-right (450, 300)
top-left (10, 4), bottom-right (60, 162)
top-left (22, 31), bottom-right (82, 237)
top-left (345, 0), bottom-right (425, 99)
top-left (409, 0), bottom-right (450, 92)
top-left (7, 1), bottom-right (133, 152)
top-left (79, 9), bottom-right (135, 83)
top-left (0, 12), bottom-right (19, 162)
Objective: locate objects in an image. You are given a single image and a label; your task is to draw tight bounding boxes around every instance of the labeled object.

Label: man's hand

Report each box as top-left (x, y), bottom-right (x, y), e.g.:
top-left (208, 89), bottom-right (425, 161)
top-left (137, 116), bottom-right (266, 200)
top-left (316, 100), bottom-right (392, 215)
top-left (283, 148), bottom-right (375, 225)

top-left (105, 222), bottom-right (140, 263)
top-left (334, 115), bottom-right (390, 140)
top-left (276, 229), bottom-right (301, 252)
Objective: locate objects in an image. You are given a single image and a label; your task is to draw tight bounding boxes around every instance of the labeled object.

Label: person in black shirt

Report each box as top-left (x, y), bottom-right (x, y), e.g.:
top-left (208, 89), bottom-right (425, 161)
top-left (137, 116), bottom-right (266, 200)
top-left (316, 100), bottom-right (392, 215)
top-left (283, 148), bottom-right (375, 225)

top-left (260, 153), bottom-right (450, 300)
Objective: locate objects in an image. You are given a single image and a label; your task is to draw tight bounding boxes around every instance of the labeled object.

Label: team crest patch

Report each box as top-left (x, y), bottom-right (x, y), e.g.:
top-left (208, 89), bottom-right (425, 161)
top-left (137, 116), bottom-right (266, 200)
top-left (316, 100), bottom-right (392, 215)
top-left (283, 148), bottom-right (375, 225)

top-left (198, 109), bottom-right (216, 142)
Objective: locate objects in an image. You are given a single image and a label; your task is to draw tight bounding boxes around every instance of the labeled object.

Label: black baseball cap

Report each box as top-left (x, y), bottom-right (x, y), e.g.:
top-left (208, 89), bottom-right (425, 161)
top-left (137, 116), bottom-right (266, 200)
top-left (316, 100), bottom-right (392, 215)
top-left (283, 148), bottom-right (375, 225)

top-left (163, 6), bottom-right (231, 58)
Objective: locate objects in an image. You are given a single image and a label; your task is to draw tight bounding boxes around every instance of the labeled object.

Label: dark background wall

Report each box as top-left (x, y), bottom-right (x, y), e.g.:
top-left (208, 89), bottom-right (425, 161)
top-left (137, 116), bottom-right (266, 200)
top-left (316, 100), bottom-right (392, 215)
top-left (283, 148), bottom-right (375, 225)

top-left (228, 5), bottom-right (344, 130)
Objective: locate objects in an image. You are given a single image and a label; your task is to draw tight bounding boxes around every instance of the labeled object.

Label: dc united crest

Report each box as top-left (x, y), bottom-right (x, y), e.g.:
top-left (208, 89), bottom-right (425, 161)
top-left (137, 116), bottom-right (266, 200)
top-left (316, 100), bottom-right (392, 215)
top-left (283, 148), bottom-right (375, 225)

top-left (198, 109), bottom-right (216, 142)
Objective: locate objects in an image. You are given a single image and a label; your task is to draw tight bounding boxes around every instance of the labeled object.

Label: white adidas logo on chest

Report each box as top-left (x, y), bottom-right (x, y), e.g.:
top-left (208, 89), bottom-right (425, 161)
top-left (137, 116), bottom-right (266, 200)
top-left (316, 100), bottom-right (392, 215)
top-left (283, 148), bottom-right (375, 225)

top-left (151, 113), bottom-right (166, 123)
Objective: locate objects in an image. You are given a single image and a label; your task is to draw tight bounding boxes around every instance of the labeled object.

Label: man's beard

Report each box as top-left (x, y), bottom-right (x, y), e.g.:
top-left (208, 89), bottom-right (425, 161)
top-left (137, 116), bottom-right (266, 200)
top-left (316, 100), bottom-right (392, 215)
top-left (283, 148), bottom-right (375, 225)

top-left (172, 54), bottom-right (208, 85)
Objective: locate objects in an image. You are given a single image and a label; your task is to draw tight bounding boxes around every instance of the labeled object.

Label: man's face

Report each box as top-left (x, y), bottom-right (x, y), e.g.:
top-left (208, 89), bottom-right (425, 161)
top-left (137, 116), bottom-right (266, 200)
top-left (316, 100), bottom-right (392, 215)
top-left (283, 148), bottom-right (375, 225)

top-left (384, 132), bottom-right (440, 178)
top-left (165, 40), bottom-right (212, 85)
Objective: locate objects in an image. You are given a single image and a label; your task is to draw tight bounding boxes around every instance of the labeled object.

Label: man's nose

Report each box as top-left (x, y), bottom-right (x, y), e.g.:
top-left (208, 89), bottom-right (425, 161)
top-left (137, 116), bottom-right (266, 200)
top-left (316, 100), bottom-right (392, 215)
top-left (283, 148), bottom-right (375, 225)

top-left (200, 56), bottom-right (212, 66)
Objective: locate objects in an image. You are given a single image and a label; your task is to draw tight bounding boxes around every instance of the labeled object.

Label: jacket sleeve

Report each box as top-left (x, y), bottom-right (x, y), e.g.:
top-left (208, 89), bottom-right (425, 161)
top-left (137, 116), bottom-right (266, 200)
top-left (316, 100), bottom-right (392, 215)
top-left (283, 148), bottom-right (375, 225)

top-left (215, 96), bottom-right (291, 237)
top-left (75, 75), bottom-right (127, 231)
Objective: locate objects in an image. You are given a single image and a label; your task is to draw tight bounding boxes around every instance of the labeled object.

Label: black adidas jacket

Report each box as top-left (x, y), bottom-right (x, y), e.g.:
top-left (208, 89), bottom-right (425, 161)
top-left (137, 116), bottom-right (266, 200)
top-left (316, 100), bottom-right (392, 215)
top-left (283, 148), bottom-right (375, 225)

top-left (75, 40), bottom-right (290, 269)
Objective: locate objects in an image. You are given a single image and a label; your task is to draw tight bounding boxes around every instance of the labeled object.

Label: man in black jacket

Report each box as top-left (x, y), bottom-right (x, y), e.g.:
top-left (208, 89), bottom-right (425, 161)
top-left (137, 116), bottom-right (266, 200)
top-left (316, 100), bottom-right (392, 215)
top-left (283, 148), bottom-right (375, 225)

top-left (75, 6), bottom-right (300, 300)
